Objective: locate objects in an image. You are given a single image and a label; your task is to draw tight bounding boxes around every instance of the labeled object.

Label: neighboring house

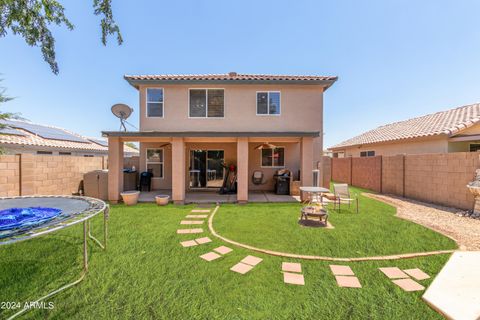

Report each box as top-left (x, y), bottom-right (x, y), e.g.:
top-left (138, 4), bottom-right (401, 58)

top-left (0, 119), bottom-right (139, 157)
top-left (103, 72), bottom-right (337, 203)
top-left (329, 103), bottom-right (480, 157)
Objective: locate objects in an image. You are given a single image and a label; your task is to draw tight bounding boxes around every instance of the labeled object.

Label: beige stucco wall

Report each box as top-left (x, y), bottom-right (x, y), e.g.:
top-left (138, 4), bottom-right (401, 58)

top-left (139, 141), bottom-right (302, 191)
top-left (248, 142), bottom-right (301, 191)
top-left (139, 142), bottom-right (173, 190)
top-left (138, 84), bottom-right (324, 133)
top-left (338, 137), bottom-right (449, 157)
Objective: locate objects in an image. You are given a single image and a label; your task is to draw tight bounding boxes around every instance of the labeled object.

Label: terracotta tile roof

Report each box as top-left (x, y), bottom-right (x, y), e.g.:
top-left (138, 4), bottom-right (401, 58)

top-left (124, 72), bottom-right (337, 89)
top-left (0, 120), bottom-right (139, 154)
top-left (330, 103), bottom-right (480, 149)
top-left (125, 72), bottom-right (337, 81)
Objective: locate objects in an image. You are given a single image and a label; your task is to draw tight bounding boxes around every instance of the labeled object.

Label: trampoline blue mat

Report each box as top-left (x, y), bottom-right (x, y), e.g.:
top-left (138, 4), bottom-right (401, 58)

top-left (0, 207), bottom-right (62, 231)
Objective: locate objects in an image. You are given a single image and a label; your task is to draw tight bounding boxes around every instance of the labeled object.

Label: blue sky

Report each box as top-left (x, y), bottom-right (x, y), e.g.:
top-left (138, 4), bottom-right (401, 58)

top-left (1, 0), bottom-right (480, 147)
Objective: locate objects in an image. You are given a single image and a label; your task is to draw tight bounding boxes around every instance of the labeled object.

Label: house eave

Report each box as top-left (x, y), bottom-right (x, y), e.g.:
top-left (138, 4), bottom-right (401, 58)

top-left (124, 77), bottom-right (337, 90)
top-left (102, 131), bottom-right (320, 138)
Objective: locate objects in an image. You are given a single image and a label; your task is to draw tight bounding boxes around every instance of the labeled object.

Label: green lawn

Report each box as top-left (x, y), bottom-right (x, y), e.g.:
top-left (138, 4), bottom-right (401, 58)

top-left (0, 195), bottom-right (456, 319)
top-left (214, 192), bottom-right (457, 257)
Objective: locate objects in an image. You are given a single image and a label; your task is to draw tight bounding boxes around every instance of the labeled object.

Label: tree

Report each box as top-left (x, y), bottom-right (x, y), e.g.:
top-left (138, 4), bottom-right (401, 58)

top-left (125, 142), bottom-right (138, 150)
top-left (0, 80), bottom-right (19, 154)
top-left (0, 0), bottom-right (122, 74)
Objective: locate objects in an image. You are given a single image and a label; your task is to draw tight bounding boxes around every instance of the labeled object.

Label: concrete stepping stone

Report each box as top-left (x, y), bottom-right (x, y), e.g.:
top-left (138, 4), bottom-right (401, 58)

top-left (180, 220), bottom-right (204, 225)
top-left (392, 278), bottom-right (425, 292)
top-left (176, 228), bottom-right (203, 234)
top-left (282, 262), bottom-right (302, 273)
top-left (180, 240), bottom-right (198, 247)
top-left (283, 272), bottom-right (305, 285)
top-left (335, 276), bottom-right (362, 288)
top-left (200, 252), bottom-right (221, 262)
top-left (230, 262), bottom-right (254, 275)
top-left (191, 209), bottom-right (211, 213)
top-left (379, 267), bottom-right (409, 279)
top-left (214, 246), bottom-right (233, 255)
top-left (330, 265), bottom-right (355, 276)
top-left (403, 268), bottom-right (430, 281)
top-left (423, 251), bottom-right (480, 320)
top-left (241, 255), bottom-right (263, 266)
top-left (186, 214), bottom-right (208, 218)
top-left (195, 237), bottom-right (212, 244)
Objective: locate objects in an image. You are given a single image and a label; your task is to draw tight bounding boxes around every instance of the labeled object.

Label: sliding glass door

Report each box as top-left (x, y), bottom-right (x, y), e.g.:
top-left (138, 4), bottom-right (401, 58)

top-left (189, 150), bottom-right (224, 188)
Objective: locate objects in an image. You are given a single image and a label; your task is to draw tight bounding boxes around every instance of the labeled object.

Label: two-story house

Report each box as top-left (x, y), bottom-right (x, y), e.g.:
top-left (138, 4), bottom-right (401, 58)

top-left (103, 72), bottom-right (337, 204)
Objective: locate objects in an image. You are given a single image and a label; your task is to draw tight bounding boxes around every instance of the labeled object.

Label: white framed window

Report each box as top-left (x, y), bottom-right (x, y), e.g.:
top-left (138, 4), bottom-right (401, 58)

top-left (189, 89), bottom-right (224, 118)
top-left (261, 147), bottom-right (285, 167)
top-left (146, 148), bottom-right (164, 178)
top-left (360, 151), bottom-right (375, 157)
top-left (256, 91), bottom-right (281, 115)
top-left (146, 88), bottom-right (164, 117)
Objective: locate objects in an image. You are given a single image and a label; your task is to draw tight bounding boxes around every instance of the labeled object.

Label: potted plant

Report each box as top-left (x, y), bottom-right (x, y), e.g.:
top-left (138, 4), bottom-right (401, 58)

top-left (155, 195), bottom-right (170, 206)
top-left (120, 190), bottom-right (140, 206)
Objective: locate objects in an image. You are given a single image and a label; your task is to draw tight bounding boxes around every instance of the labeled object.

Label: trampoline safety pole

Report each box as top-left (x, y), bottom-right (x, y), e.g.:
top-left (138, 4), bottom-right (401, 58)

top-left (83, 221), bottom-right (88, 272)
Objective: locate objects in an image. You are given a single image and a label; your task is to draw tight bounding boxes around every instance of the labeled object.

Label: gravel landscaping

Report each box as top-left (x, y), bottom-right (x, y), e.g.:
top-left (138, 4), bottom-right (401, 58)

top-left (365, 193), bottom-right (480, 250)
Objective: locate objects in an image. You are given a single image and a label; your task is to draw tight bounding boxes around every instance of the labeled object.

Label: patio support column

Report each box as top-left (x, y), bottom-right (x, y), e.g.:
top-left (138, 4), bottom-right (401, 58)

top-left (108, 137), bottom-right (124, 203)
top-left (237, 137), bottom-right (249, 203)
top-left (171, 137), bottom-right (185, 204)
top-left (301, 137), bottom-right (314, 201)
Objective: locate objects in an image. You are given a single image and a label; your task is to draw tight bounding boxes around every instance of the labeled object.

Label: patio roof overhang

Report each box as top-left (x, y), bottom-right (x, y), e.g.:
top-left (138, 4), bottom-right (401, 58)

top-left (102, 131), bottom-right (319, 138)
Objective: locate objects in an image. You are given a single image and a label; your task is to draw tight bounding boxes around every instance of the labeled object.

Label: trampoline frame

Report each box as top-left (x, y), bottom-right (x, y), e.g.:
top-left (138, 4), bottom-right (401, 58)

top-left (0, 195), bottom-right (109, 320)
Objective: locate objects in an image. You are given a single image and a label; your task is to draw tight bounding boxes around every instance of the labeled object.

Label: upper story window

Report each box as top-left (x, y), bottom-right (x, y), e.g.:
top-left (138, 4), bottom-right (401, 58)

top-left (261, 147), bottom-right (285, 167)
top-left (146, 88), bottom-right (164, 117)
top-left (257, 91), bottom-right (280, 115)
top-left (189, 89), bottom-right (224, 118)
top-left (360, 151), bottom-right (375, 157)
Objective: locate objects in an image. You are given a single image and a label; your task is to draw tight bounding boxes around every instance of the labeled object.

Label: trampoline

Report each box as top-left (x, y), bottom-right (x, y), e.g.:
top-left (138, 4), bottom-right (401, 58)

top-left (0, 195), bottom-right (109, 320)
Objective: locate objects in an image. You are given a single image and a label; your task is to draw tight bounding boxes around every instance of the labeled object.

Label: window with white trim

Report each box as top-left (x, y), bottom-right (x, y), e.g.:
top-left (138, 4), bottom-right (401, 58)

top-left (146, 88), bottom-right (164, 117)
top-left (146, 148), bottom-right (164, 178)
top-left (257, 91), bottom-right (280, 115)
top-left (261, 147), bottom-right (285, 167)
top-left (360, 151), bottom-right (375, 157)
top-left (189, 89), bottom-right (224, 118)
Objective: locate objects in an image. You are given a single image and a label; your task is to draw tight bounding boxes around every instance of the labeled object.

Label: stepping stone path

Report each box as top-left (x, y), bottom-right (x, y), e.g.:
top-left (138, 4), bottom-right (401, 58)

top-left (379, 266), bottom-right (429, 292)
top-left (200, 252), bottom-right (222, 262)
top-left (214, 246), bottom-right (233, 255)
top-left (403, 268), bottom-right (430, 281)
top-left (180, 220), bottom-right (204, 225)
top-left (180, 237), bottom-right (212, 247)
top-left (392, 278), bottom-right (425, 292)
top-left (177, 228), bottom-right (203, 234)
top-left (186, 215), bottom-right (209, 219)
top-left (230, 255), bottom-right (263, 275)
top-left (191, 209), bottom-right (211, 213)
top-left (379, 267), bottom-right (409, 279)
top-left (330, 265), bottom-right (362, 288)
top-left (282, 262), bottom-right (304, 285)
top-left (199, 246), bottom-right (233, 262)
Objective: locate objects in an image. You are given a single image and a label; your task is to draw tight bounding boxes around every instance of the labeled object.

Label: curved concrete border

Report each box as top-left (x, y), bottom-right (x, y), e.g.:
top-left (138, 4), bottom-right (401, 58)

top-left (208, 206), bottom-right (455, 262)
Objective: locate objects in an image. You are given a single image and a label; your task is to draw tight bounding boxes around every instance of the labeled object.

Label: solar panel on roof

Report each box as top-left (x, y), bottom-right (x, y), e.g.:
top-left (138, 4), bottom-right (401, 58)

top-left (1, 120), bottom-right (88, 143)
top-left (0, 127), bottom-right (27, 136)
top-left (88, 138), bottom-right (108, 147)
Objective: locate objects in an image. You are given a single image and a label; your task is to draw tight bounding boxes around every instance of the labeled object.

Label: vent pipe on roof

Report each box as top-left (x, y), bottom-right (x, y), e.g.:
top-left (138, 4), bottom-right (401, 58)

top-left (228, 71), bottom-right (237, 77)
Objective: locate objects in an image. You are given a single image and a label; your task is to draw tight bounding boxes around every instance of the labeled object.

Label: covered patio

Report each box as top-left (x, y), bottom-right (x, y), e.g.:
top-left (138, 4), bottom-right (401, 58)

top-left (138, 190), bottom-right (301, 203)
top-left (103, 131), bottom-right (320, 204)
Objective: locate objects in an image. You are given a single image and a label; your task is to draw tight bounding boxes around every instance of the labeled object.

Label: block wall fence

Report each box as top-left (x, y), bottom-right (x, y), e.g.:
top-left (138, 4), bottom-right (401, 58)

top-left (0, 154), bottom-right (107, 197)
top-left (330, 152), bottom-right (479, 210)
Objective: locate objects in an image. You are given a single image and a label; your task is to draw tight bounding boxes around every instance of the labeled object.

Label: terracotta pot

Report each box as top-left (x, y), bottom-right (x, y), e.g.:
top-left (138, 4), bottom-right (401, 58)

top-left (121, 191), bottom-right (140, 206)
top-left (155, 195), bottom-right (170, 206)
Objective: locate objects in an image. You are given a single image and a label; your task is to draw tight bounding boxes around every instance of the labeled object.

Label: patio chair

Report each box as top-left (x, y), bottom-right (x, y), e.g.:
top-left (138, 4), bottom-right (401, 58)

top-left (333, 183), bottom-right (359, 213)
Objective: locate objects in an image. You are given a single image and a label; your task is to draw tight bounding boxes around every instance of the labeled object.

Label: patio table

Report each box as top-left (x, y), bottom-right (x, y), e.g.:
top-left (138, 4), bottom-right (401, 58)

top-left (299, 186), bottom-right (330, 205)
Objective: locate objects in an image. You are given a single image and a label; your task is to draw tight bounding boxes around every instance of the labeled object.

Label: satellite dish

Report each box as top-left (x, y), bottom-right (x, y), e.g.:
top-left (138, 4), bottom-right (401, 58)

top-left (111, 104), bottom-right (133, 131)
